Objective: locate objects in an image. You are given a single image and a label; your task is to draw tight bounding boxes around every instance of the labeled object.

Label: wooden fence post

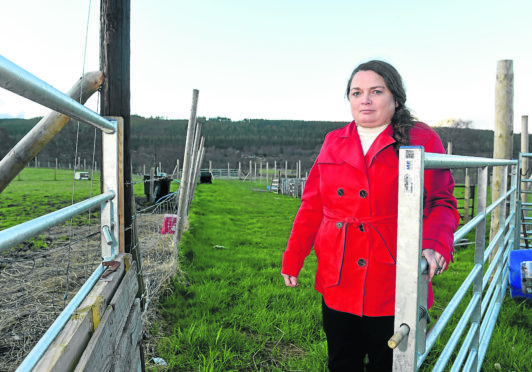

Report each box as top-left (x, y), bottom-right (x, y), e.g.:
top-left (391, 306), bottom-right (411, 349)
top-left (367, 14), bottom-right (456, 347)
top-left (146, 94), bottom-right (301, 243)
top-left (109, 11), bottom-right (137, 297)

top-left (149, 168), bottom-right (155, 204)
top-left (238, 162), bottom-right (241, 178)
top-left (185, 119), bottom-right (202, 215)
top-left (175, 89), bottom-right (199, 242)
top-left (266, 162), bottom-right (269, 187)
top-left (55, 158), bottom-right (58, 181)
top-left (260, 161), bottom-right (263, 184)
top-left (228, 162), bottom-right (230, 178)
top-left (447, 141), bottom-right (453, 155)
top-left (249, 160), bottom-right (252, 182)
top-left (490, 60), bottom-right (514, 260)
top-left (189, 137), bottom-right (205, 208)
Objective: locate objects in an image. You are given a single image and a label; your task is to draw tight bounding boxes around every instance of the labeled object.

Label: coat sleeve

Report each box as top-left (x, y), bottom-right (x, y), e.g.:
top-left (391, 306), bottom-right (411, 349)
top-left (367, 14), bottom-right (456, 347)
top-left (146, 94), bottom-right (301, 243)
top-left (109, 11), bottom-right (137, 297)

top-left (282, 156), bottom-right (324, 277)
top-left (421, 132), bottom-right (460, 264)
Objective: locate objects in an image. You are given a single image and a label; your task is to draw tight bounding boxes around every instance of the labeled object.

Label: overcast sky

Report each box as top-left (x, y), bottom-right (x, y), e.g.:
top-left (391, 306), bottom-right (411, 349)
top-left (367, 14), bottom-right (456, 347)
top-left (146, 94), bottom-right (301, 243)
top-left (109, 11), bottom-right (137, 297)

top-left (1, 0), bottom-right (531, 131)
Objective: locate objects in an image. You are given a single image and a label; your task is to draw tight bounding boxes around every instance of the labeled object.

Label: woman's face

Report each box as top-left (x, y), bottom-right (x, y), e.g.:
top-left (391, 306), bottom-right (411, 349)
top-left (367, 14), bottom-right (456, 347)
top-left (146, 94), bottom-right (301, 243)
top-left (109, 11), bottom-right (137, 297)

top-left (348, 70), bottom-right (397, 128)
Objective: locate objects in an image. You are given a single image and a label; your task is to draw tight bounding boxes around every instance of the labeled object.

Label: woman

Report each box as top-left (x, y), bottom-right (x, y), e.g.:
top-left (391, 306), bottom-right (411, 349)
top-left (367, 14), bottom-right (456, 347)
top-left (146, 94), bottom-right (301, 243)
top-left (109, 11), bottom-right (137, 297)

top-left (281, 60), bottom-right (458, 371)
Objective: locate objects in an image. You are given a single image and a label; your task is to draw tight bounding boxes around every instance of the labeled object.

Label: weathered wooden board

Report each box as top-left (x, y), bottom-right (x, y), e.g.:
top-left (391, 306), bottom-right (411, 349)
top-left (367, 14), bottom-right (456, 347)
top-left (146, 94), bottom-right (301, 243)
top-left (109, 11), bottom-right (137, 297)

top-left (112, 298), bottom-right (142, 372)
top-left (34, 254), bottom-right (129, 371)
top-left (74, 261), bottom-right (138, 371)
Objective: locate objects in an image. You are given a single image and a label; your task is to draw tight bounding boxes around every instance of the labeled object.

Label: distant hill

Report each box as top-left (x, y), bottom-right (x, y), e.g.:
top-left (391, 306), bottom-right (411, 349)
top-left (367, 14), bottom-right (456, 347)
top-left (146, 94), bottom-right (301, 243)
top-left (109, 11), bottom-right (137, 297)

top-left (0, 115), bottom-right (525, 175)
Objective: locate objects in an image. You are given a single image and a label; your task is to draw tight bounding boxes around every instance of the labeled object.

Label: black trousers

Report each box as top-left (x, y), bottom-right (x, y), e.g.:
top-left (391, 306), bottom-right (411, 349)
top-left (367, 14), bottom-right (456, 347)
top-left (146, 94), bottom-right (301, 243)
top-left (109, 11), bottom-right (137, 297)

top-left (322, 298), bottom-right (394, 372)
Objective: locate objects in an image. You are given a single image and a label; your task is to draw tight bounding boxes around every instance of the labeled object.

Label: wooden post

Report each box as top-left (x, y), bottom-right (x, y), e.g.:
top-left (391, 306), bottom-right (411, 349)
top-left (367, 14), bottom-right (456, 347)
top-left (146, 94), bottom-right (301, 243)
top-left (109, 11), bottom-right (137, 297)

top-left (249, 160), bottom-right (252, 182)
top-left (189, 137), bottom-right (205, 209)
top-left (228, 162), bottom-right (230, 178)
top-left (0, 73), bottom-right (104, 193)
top-left (254, 162), bottom-right (257, 182)
top-left (100, 0), bottom-right (131, 253)
top-left (54, 158), bottom-right (58, 181)
top-left (185, 119), bottom-right (202, 214)
top-left (522, 115), bottom-right (529, 205)
top-left (490, 60), bottom-right (514, 260)
top-left (266, 162), bottom-right (269, 187)
top-left (149, 168), bottom-right (155, 204)
top-left (447, 141), bottom-right (453, 155)
top-left (260, 161), bottom-right (263, 184)
top-left (175, 89), bottom-right (199, 242)
top-left (238, 162), bottom-right (241, 178)
top-left (143, 164), bottom-right (145, 175)
top-left (173, 158), bottom-right (180, 179)
top-left (209, 160), bottom-right (212, 173)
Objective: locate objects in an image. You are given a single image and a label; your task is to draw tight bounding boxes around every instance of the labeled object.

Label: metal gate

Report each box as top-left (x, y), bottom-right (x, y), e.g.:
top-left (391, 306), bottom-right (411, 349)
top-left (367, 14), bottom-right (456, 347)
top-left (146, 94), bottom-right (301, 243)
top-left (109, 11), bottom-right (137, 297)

top-left (391, 146), bottom-right (520, 371)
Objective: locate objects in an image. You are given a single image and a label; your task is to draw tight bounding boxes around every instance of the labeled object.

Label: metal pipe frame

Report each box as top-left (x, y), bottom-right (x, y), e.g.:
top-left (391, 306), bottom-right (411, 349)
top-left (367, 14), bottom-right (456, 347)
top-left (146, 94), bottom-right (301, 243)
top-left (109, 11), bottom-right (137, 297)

top-left (0, 54), bottom-right (116, 134)
top-left (15, 263), bottom-right (107, 372)
top-left (395, 149), bottom-right (521, 371)
top-left (0, 57), bottom-right (126, 371)
top-left (424, 152), bottom-right (517, 169)
top-left (0, 191), bottom-right (115, 253)
top-left (432, 293), bottom-right (481, 371)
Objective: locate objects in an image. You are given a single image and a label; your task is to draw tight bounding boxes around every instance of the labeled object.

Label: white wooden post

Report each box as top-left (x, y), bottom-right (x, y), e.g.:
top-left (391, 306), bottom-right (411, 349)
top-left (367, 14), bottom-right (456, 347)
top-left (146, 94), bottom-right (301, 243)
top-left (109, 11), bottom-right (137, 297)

top-left (101, 117), bottom-right (124, 257)
top-left (266, 162), bottom-right (269, 187)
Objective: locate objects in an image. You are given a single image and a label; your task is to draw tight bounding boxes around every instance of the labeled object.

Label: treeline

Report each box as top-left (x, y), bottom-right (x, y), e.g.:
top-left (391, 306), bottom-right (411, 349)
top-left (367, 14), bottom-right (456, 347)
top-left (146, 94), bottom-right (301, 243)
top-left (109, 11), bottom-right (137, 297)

top-left (0, 115), bottom-right (525, 173)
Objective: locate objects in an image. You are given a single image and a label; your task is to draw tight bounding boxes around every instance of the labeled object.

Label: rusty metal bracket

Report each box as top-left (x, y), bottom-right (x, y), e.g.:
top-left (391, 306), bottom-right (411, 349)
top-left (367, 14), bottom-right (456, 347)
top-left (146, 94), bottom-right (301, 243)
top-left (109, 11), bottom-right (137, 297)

top-left (101, 260), bottom-right (120, 278)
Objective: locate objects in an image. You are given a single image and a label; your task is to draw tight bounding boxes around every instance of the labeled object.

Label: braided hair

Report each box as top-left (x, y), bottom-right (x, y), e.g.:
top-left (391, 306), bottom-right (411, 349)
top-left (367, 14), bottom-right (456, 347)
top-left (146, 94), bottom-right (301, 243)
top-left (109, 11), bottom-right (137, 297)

top-left (345, 60), bottom-right (415, 153)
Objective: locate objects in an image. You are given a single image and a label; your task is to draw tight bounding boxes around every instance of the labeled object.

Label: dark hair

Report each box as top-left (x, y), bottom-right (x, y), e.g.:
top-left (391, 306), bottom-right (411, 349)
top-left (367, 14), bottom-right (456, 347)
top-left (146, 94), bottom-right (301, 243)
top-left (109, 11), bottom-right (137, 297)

top-left (345, 60), bottom-right (415, 152)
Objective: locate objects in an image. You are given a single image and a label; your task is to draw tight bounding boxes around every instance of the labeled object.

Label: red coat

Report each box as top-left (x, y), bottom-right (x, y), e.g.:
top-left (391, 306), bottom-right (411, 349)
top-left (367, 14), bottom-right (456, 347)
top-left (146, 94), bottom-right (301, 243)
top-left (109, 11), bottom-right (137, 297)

top-left (282, 121), bottom-right (459, 316)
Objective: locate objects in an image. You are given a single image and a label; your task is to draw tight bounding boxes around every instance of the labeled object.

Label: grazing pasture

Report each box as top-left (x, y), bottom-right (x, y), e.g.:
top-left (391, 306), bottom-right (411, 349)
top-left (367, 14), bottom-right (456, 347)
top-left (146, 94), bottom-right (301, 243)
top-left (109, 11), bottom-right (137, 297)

top-left (152, 180), bottom-right (532, 371)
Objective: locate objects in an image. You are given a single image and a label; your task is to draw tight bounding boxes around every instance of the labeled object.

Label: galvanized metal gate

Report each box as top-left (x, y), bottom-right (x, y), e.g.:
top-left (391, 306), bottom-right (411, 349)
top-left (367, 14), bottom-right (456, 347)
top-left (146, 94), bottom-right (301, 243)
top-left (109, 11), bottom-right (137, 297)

top-left (391, 146), bottom-right (522, 371)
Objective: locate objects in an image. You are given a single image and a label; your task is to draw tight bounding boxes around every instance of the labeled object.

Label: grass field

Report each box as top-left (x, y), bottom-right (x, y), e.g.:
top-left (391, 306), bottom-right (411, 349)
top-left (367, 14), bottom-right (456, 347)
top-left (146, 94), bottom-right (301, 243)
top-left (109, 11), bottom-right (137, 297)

top-left (1, 170), bottom-right (530, 371)
top-left (152, 180), bottom-right (532, 371)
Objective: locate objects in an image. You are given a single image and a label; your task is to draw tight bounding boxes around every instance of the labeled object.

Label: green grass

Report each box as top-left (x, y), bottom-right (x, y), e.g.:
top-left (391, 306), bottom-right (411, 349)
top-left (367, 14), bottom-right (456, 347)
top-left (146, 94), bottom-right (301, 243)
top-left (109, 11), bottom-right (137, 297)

top-left (2, 170), bottom-right (530, 370)
top-left (0, 168), bottom-right (104, 231)
top-left (155, 180), bottom-right (326, 370)
top-left (154, 180), bottom-right (532, 371)
top-left (0, 168), bottom-right (179, 232)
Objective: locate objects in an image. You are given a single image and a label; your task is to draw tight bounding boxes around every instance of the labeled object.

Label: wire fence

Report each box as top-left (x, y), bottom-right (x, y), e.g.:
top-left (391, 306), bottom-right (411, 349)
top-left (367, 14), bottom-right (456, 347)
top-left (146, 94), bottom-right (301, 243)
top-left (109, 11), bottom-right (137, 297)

top-left (0, 223), bottom-right (102, 370)
top-left (0, 189), bottom-right (180, 370)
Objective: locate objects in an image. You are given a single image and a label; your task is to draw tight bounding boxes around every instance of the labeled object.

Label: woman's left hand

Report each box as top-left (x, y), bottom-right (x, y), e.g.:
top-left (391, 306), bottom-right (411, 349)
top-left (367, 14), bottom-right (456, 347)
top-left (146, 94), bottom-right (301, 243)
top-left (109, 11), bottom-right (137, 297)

top-left (421, 249), bottom-right (447, 282)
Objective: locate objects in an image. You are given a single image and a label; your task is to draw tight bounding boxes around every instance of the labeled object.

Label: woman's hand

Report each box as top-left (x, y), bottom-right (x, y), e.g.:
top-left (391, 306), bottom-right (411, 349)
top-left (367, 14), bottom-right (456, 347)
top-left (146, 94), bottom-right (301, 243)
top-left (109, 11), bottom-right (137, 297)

top-left (282, 273), bottom-right (299, 287)
top-left (421, 249), bottom-right (447, 282)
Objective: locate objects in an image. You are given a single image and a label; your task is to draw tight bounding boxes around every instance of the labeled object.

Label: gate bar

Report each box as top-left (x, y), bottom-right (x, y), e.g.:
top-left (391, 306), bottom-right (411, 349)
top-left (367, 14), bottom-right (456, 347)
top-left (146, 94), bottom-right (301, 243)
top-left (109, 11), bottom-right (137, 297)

top-left (15, 261), bottom-right (110, 372)
top-left (424, 153), bottom-right (517, 168)
top-left (0, 191), bottom-right (115, 253)
top-left (0, 54), bottom-right (116, 134)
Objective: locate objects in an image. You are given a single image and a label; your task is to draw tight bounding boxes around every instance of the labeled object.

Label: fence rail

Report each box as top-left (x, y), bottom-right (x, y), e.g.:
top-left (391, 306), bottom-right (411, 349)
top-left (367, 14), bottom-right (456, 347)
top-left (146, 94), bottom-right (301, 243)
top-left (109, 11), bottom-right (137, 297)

top-left (0, 55), bottom-right (116, 133)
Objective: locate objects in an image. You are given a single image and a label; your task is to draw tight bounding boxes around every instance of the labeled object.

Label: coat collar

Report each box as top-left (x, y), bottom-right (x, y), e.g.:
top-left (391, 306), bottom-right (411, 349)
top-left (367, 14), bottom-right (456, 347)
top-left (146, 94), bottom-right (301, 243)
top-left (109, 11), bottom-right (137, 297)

top-left (335, 122), bottom-right (396, 170)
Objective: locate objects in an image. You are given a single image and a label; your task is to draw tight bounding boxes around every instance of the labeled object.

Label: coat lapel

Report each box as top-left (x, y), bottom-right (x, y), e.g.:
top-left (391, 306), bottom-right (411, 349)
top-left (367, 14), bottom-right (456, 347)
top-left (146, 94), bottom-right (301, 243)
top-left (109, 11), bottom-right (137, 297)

top-left (336, 122), bottom-right (367, 174)
top-left (365, 124), bottom-right (396, 167)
